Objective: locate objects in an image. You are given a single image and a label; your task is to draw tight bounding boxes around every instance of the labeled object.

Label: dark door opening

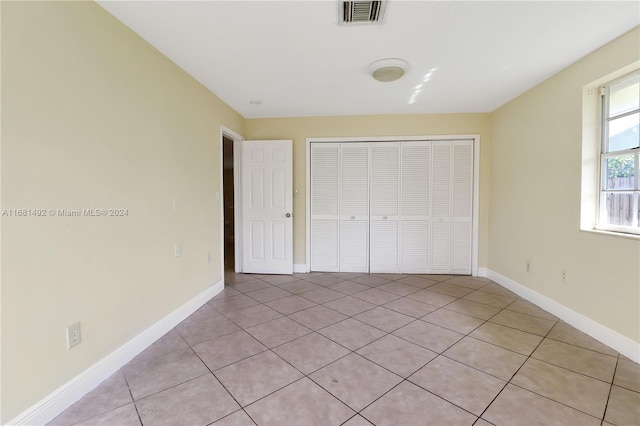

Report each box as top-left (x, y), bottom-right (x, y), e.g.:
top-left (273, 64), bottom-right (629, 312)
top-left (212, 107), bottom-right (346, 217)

top-left (223, 135), bottom-right (235, 271)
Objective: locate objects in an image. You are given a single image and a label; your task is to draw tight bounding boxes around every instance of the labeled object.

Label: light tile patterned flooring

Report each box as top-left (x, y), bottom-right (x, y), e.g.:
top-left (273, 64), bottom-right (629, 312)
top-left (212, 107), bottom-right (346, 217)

top-left (50, 273), bottom-right (640, 426)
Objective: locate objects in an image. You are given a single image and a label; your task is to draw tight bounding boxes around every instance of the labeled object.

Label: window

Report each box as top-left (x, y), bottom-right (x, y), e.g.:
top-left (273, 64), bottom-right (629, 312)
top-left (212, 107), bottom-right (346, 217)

top-left (598, 70), bottom-right (640, 235)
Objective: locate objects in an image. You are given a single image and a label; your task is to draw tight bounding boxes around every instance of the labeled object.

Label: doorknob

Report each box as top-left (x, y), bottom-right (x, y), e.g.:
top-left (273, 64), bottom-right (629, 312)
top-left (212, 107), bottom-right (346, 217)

top-left (285, 212), bottom-right (292, 218)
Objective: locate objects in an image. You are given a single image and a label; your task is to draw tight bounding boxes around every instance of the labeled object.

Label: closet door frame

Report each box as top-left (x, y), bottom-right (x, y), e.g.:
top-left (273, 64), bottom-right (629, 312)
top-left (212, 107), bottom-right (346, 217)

top-left (306, 135), bottom-right (481, 276)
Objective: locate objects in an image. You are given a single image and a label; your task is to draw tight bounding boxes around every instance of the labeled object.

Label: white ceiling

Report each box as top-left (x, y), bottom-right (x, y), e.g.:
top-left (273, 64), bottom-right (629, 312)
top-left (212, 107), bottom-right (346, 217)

top-left (97, 1), bottom-right (639, 118)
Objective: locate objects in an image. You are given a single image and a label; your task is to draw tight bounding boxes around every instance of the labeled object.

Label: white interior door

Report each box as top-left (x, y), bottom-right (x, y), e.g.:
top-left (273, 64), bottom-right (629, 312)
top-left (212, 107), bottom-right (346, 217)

top-left (242, 140), bottom-right (293, 274)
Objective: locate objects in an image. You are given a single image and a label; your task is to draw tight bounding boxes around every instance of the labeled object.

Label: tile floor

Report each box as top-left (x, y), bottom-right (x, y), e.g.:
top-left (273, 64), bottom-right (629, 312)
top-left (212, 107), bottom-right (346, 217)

top-left (50, 272), bottom-right (640, 426)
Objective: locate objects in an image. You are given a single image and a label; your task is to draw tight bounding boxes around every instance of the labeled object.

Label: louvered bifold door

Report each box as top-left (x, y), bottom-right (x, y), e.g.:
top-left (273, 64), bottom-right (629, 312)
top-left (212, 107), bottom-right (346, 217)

top-left (310, 143), bottom-right (340, 272)
top-left (430, 141), bottom-right (452, 274)
top-left (451, 140), bottom-right (473, 274)
top-left (340, 143), bottom-right (370, 272)
top-left (399, 141), bottom-right (431, 273)
top-left (370, 143), bottom-right (400, 273)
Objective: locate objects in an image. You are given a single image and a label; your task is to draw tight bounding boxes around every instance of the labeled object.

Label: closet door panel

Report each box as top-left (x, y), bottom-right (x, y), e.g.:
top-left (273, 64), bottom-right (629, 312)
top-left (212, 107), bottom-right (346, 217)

top-left (340, 143), bottom-right (370, 272)
top-left (370, 221), bottom-right (398, 273)
top-left (452, 140), bottom-right (473, 274)
top-left (370, 143), bottom-right (400, 216)
top-left (452, 222), bottom-right (471, 274)
top-left (310, 143), bottom-right (340, 271)
top-left (431, 142), bottom-right (452, 219)
top-left (431, 221), bottom-right (451, 274)
top-left (401, 143), bottom-right (431, 216)
top-left (400, 220), bottom-right (429, 273)
top-left (311, 220), bottom-right (339, 271)
top-left (340, 144), bottom-right (369, 216)
top-left (370, 143), bottom-right (399, 273)
top-left (340, 221), bottom-right (368, 272)
top-left (399, 142), bottom-right (431, 273)
top-left (430, 142), bottom-right (452, 273)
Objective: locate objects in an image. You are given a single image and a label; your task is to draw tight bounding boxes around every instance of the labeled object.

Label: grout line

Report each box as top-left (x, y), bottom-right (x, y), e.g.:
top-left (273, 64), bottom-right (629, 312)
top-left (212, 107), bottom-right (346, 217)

top-left (120, 373), bottom-right (144, 426)
top-left (507, 382), bottom-right (605, 422)
top-left (543, 334), bottom-right (621, 358)
top-left (601, 355), bottom-right (619, 425)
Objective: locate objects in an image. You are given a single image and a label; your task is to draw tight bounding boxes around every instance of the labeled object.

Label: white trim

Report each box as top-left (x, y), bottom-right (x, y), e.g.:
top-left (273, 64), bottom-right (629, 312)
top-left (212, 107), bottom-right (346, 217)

top-left (306, 134), bottom-right (480, 275)
top-left (233, 139), bottom-right (243, 272)
top-left (8, 281), bottom-right (224, 426)
top-left (485, 269), bottom-right (639, 363)
top-left (477, 267), bottom-right (489, 278)
top-left (307, 135), bottom-right (478, 143)
top-left (581, 228), bottom-right (640, 241)
top-left (293, 264), bottom-right (308, 274)
top-left (305, 141), bottom-right (312, 272)
top-left (471, 136), bottom-right (480, 277)
top-left (220, 126), bottom-right (244, 273)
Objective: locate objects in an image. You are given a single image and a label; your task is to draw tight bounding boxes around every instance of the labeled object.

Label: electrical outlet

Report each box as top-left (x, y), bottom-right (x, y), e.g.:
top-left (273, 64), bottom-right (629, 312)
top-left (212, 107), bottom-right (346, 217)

top-left (561, 269), bottom-right (567, 283)
top-left (526, 260), bottom-right (531, 272)
top-left (207, 252), bottom-right (211, 263)
top-left (174, 244), bottom-right (181, 258)
top-left (66, 322), bottom-right (81, 349)
top-left (173, 199), bottom-right (179, 212)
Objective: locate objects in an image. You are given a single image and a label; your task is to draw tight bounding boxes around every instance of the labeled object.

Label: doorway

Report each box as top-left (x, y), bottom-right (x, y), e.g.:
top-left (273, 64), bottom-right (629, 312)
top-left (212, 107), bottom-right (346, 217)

top-left (222, 135), bottom-right (235, 272)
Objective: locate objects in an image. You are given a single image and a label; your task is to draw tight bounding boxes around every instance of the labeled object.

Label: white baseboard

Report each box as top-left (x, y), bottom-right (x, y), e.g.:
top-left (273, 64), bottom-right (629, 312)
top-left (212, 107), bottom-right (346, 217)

top-left (477, 267), bottom-right (489, 278)
top-left (293, 263), bottom-right (308, 273)
top-left (8, 280), bottom-right (224, 426)
top-left (485, 269), bottom-right (639, 363)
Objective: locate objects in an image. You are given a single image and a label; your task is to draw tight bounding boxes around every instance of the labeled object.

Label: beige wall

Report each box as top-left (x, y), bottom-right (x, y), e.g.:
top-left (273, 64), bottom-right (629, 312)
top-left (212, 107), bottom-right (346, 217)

top-left (244, 114), bottom-right (492, 268)
top-left (1, 2), bottom-right (243, 421)
top-left (488, 27), bottom-right (640, 343)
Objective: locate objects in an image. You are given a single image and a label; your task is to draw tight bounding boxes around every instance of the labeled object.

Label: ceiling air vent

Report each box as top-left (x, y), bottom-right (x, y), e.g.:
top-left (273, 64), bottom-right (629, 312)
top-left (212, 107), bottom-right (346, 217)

top-left (341, 1), bottom-right (386, 24)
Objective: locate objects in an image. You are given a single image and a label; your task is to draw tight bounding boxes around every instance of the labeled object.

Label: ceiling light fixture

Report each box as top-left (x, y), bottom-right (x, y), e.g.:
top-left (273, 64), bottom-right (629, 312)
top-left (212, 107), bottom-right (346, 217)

top-left (369, 58), bottom-right (409, 83)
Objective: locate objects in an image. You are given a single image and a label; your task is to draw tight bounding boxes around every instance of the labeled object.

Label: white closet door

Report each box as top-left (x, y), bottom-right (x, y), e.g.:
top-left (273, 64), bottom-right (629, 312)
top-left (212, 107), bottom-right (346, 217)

top-left (310, 143), bottom-right (340, 271)
top-left (430, 142), bottom-right (452, 274)
top-left (370, 142), bottom-right (400, 273)
top-left (310, 139), bottom-right (473, 275)
top-left (340, 143), bottom-right (369, 272)
top-left (400, 142), bottom-right (431, 273)
top-left (451, 140), bottom-right (473, 274)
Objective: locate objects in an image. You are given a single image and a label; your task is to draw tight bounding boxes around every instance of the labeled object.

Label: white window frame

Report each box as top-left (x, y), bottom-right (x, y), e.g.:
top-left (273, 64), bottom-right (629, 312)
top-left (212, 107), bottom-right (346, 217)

top-left (596, 70), bottom-right (640, 235)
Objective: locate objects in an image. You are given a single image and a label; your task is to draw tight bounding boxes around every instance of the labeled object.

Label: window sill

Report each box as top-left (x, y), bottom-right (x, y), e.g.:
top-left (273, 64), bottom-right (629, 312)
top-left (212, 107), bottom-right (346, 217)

top-left (581, 228), bottom-right (640, 240)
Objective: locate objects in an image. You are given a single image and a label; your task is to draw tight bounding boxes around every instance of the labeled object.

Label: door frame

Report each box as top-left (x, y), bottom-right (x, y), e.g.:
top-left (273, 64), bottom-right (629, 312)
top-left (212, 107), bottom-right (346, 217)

top-left (306, 134), bottom-right (481, 276)
top-left (220, 126), bottom-right (244, 273)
